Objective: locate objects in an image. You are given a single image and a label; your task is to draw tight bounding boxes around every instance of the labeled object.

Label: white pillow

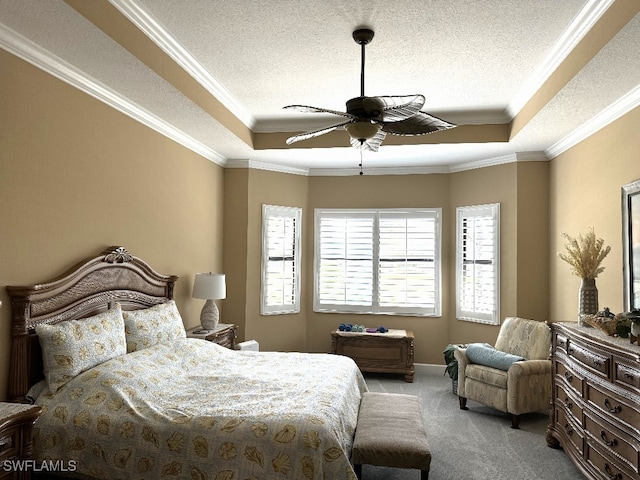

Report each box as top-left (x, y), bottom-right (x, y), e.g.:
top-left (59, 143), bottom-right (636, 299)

top-left (122, 300), bottom-right (186, 352)
top-left (36, 304), bottom-right (127, 393)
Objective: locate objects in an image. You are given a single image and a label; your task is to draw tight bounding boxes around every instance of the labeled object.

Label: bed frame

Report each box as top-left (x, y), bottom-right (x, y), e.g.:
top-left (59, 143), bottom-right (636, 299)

top-left (6, 246), bottom-right (178, 403)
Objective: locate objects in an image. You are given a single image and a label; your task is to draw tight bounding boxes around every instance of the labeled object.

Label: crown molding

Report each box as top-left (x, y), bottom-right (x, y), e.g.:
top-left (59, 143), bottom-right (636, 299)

top-left (110, 0), bottom-right (254, 129)
top-left (225, 159), bottom-right (309, 176)
top-left (507, 0), bottom-right (614, 119)
top-left (546, 84), bottom-right (640, 159)
top-left (449, 151), bottom-right (548, 173)
top-left (0, 23), bottom-right (227, 166)
top-left (309, 165), bottom-right (451, 177)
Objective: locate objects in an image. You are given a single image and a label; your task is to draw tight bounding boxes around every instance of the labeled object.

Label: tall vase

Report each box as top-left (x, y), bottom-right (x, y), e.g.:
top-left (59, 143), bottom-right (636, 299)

top-left (578, 278), bottom-right (598, 326)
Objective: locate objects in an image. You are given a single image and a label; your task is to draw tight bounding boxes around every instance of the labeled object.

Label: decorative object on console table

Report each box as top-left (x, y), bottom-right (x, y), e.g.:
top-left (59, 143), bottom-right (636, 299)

top-left (0, 403), bottom-right (42, 480)
top-left (187, 324), bottom-right (237, 350)
top-left (331, 329), bottom-right (414, 382)
top-left (192, 273), bottom-right (226, 331)
top-left (547, 322), bottom-right (640, 480)
top-left (557, 228), bottom-right (611, 326)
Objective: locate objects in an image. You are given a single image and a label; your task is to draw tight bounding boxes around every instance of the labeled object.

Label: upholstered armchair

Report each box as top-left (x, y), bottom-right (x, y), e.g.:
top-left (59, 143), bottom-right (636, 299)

top-left (454, 317), bottom-right (552, 429)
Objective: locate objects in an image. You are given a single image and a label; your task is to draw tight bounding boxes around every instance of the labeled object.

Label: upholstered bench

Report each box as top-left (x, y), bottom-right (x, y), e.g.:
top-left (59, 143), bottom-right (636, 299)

top-left (352, 392), bottom-right (431, 480)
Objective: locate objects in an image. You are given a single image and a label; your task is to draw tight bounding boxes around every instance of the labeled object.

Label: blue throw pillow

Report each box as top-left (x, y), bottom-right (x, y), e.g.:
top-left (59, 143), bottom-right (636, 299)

top-left (466, 343), bottom-right (525, 371)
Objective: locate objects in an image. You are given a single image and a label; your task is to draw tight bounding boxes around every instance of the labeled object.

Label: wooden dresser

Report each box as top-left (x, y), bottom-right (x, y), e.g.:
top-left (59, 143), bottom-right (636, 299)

top-left (330, 330), bottom-right (414, 382)
top-left (547, 322), bottom-right (640, 480)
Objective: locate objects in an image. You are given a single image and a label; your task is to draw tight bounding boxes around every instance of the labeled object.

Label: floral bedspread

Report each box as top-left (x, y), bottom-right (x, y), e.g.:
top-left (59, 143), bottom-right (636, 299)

top-left (33, 339), bottom-right (367, 480)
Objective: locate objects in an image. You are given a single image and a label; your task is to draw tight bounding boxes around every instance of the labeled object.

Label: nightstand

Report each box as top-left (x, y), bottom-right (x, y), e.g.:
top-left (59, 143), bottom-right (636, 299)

top-left (187, 323), bottom-right (238, 349)
top-left (0, 403), bottom-right (42, 480)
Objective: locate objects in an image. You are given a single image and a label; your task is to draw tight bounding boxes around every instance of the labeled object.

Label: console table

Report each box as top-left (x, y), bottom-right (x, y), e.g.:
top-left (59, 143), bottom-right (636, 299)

top-left (547, 322), bottom-right (640, 480)
top-left (330, 329), bottom-right (414, 382)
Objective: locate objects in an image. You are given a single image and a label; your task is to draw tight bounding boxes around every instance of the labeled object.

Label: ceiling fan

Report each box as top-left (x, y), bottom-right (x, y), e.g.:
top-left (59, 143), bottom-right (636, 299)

top-left (283, 28), bottom-right (456, 152)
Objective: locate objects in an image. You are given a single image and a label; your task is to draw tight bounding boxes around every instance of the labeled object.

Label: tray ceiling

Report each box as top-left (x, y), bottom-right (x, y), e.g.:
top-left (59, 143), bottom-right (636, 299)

top-left (1, 0), bottom-right (638, 175)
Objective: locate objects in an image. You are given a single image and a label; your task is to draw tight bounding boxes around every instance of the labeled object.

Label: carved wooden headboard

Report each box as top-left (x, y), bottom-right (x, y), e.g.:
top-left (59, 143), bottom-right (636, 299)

top-left (6, 246), bottom-right (179, 402)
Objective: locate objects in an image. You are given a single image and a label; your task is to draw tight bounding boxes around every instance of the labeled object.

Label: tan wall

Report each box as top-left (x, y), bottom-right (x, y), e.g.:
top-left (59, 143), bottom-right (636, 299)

top-left (226, 164), bottom-right (551, 365)
top-left (549, 106), bottom-right (640, 322)
top-left (306, 174), bottom-right (452, 363)
top-left (224, 168), bottom-right (309, 351)
top-left (0, 51), bottom-right (225, 400)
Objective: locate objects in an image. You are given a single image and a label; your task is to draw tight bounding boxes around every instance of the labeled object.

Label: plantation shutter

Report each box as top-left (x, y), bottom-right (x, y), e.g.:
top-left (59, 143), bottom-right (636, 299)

top-left (456, 204), bottom-right (500, 324)
top-left (316, 212), bottom-right (374, 311)
top-left (378, 212), bottom-right (439, 315)
top-left (314, 209), bottom-right (441, 316)
top-left (261, 205), bottom-right (301, 315)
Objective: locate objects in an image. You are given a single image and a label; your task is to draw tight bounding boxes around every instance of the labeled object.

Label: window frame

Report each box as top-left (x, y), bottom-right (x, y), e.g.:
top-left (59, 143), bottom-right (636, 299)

top-left (313, 208), bottom-right (442, 317)
top-left (455, 203), bottom-right (500, 325)
top-left (260, 204), bottom-right (302, 315)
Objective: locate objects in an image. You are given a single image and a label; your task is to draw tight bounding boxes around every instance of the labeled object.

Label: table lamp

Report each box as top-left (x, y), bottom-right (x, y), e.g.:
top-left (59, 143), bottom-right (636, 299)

top-left (192, 273), bottom-right (226, 331)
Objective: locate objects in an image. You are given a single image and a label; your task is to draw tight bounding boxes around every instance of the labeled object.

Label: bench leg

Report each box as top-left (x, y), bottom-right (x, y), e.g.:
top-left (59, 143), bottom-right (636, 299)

top-left (354, 464), bottom-right (362, 479)
top-left (421, 470), bottom-right (429, 480)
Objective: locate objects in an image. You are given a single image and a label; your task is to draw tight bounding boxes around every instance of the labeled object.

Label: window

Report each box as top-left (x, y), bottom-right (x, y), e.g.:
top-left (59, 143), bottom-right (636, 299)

top-left (456, 203), bottom-right (500, 324)
top-left (314, 208), bottom-right (441, 316)
top-left (261, 205), bottom-right (301, 315)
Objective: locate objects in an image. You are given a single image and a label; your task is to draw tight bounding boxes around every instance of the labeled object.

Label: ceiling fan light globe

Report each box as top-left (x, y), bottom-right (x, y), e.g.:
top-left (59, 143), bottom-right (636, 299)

top-left (345, 121), bottom-right (381, 141)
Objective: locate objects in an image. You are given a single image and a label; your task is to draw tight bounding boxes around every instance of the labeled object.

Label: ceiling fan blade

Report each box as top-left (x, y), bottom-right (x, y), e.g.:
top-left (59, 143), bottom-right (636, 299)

top-left (379, 111), bottom-right (455, 135)
top-left (372, 95), bottom-right (426, 122)
top-left (283, 104), bottom-right (355, 119)
top-left (349, 130), bottom-right (387, 152)
top-left (286, 120), bottom-right (353, 145)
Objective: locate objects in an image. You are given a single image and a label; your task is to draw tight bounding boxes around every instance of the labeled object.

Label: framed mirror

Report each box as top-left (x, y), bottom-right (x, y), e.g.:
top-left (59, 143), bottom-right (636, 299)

top-left (622, 179), bottom-right (640, 311)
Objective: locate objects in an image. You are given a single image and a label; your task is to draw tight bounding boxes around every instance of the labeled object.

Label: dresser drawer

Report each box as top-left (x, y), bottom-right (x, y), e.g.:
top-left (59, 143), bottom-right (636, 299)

top-left (567, 340), bottom-right (610, 379)
top-left (555, 406), bottom-right (585, 456)
top-left (586, 383), bottom-right (640, 429)
top-left (556, 333), bottom-right (569, 354)
top-left (586, 442), bottom-right (637, 480)
top-left (556, 359), bottom-right (585, 397)
top-left (614, 357), bottom-right (640, 394)
top-left (584, 410), bottom-right (640, 475)
top-left (555, 381), bottom-right (583, 426)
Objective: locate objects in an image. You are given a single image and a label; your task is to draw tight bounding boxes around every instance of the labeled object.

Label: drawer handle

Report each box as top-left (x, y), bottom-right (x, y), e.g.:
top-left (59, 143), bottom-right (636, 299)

top-left (0, 435), bottom-right (12, 452)
top-left (564, 371), bottom-right (574, 382)
top-left (604, 463), bottom-right (622, 480)
top-left (564, 422), bottom-right (573, 436)
top-left (593, 358), bottom-right (604, 367)
top-left (623, 372), bottom-right (634, 380)
top-left (563, 397), bottom-right (573, 409)
top-left (568, 347), bottom-right (575, 354)
top-left (600, 430), bottom-right (618, 447)
top-left (604, 399), bottom-right (622, 414)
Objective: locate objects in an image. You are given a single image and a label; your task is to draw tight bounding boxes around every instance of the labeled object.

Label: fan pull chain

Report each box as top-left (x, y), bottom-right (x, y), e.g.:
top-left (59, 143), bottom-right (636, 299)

top-left (359, 140), bottom-right (364, 175)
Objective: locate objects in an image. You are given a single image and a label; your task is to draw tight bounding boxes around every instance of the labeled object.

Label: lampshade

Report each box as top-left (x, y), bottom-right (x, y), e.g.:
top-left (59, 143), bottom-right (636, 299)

top-left (345, 120), bottom-right (380, 141)
top-left (192, 273), bottom-right (226, 300)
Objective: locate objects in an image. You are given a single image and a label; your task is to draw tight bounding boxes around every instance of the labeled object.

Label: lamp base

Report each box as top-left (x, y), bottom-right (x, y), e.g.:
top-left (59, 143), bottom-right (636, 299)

top-left (200, 300), bottom-right (220, 331)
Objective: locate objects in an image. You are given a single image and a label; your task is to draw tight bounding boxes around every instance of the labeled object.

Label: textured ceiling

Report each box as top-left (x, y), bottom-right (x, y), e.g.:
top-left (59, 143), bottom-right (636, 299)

top-left (1, 0), bottom-right (639, 175)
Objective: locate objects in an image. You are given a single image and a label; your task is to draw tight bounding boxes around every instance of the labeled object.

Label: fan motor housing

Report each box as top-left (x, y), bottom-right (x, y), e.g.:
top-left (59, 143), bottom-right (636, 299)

top-left (346, 96), bottom-right (383, 119)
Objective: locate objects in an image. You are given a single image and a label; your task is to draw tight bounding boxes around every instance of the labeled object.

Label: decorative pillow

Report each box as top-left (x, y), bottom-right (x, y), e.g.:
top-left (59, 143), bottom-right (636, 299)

top-left (35, 304), bottom-right (127, 393)
top-left (466, 343), bottom-right (525, 371)
top-left (122, 300), bottom-right (186, 352)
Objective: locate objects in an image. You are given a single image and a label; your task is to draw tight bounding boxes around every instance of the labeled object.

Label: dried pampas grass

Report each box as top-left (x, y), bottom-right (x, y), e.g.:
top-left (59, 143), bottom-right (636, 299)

top-left (558, 228), bottom-right (611, 279)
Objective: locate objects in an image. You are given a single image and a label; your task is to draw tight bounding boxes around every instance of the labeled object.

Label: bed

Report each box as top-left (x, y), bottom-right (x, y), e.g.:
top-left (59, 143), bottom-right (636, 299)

top-left (7, 246), bottom-right (367, 480)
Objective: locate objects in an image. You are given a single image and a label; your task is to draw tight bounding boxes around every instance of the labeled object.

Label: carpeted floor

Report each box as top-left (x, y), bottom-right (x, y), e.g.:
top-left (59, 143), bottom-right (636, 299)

top-left (360, 372), bottom-right (585, 480)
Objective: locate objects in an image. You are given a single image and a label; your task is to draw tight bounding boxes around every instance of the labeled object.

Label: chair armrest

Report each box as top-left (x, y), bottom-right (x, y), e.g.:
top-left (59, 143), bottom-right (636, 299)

top-left (454, 348), bottom-right (469, 396)
top-left (508, 359), bottom-right (552, 376)
top-left (507, 359), bottom-right (552, 415)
